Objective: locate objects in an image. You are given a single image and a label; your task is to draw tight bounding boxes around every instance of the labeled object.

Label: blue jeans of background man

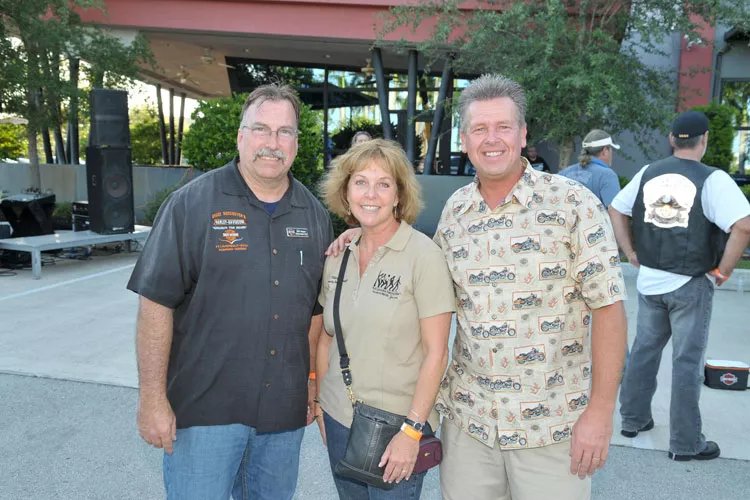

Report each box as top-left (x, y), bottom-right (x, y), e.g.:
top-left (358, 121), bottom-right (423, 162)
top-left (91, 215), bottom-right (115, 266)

top-left (619, 276), bottom-right (714, 455)
top-left (163, 423), bottom-right (304, 500)
top-left (323, 412), bottom-right (427, 500)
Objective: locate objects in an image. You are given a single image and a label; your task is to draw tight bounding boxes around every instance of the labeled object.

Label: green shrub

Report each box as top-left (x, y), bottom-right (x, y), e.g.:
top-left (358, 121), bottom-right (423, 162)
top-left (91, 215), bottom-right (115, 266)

top-left (143, 185), bottom-right (180, 225)
top-left (618, 175), bottom-right (630, 189)
top-left (741, 184), bottom-right (750, 204)
top-left (181, 94), bottom-right (324, 188)
top-left (330, 118), bottom-right (423, 161)
top-left (52, 201), bottom-right (72, 218)
top-left (691, 102), bottom-right (736, 172)
top-left (0, 124), bottom-right (26, 161)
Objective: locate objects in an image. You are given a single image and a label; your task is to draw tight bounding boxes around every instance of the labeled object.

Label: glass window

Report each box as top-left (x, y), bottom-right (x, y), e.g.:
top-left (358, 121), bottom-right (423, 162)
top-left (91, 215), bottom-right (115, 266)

top-left (721, 81), bottom-right (750, 173)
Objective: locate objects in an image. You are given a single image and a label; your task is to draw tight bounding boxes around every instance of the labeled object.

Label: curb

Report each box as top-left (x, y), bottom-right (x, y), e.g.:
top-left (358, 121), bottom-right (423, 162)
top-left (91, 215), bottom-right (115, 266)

top-left (620, 263), bottom-right (749, 293)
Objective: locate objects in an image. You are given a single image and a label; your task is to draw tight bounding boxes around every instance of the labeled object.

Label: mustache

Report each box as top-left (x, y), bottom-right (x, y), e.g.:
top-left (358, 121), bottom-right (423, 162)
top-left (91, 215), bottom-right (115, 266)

top-left (253, 148), bottom-right (286, 162)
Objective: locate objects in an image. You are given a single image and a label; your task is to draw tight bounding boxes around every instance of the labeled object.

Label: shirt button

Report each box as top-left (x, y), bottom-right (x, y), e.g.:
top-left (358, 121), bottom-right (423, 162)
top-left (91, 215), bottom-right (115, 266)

top-left (273, 314), bottom-right (279, 320)
top-left (265, 382), bottom-right (271, 388)
top-left (272, 249), bottom-right (278, 255)
top-left (274, 280), bottom-right (279, 286)
top-left (270, 350), bottom-right (276, 356)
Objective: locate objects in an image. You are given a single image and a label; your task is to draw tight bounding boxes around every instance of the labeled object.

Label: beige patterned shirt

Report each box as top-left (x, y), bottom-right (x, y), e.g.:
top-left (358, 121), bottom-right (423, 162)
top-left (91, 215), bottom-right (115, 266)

top-left (433, 159), bottom-right (626, 449)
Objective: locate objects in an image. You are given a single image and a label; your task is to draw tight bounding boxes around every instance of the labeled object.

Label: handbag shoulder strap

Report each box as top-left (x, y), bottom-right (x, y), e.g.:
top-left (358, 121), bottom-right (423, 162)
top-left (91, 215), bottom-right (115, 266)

top-left (333, 247), bottom-right (356, 404)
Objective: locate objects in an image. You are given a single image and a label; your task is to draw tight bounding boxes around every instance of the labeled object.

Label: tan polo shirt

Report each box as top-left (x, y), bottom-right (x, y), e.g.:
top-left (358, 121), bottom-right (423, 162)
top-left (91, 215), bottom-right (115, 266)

top-left (318, 221), bottom-right (456, 430)
top-left (433, 159), bottom-right (626, 449)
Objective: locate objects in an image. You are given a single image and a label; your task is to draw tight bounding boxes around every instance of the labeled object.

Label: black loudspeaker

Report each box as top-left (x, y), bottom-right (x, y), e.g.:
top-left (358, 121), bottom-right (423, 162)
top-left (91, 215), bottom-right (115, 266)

top-left (0, 193), bottom-right (56, 237)
top-left (89, 89), bottom-right (130, 148)
top-left (86, 146), bottom-right (134, 234)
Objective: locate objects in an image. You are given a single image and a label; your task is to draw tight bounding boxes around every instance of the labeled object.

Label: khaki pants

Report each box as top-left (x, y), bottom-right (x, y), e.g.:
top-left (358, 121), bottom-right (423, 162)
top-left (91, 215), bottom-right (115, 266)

top-left (440, 422), bottom-right (591, 500)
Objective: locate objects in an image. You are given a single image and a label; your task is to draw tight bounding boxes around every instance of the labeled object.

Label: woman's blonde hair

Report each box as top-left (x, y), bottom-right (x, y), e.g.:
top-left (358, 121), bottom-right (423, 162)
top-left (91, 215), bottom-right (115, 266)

top-left (321, 139), bottom-right (423, 226)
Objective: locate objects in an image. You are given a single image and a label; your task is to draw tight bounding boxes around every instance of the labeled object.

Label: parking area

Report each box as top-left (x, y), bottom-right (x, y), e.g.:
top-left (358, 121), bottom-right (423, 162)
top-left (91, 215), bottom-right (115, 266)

top-left (1, 252), bottom-right (748, 499)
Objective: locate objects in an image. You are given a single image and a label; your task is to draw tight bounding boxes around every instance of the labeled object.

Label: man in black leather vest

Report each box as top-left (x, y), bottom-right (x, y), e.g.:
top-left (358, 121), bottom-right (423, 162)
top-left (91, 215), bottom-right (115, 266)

top-left (608, 111), bottom-right (750, 462)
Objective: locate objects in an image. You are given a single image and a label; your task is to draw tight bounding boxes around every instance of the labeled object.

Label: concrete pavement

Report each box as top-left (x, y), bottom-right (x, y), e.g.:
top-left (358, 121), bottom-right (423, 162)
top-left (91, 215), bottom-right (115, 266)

top-left (1, 251), bottom-right (749, 499)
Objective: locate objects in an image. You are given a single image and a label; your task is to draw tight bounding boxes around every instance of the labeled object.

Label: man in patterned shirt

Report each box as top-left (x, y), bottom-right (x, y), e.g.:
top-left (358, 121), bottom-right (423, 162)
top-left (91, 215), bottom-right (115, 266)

top-left (434, 74), bottom-right (628, 500)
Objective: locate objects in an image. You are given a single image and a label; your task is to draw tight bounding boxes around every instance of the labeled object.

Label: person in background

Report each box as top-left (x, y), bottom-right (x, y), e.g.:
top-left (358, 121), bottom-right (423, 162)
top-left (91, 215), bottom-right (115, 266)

top-left (315, 139), bottom-right (455, 499)
top-left (128, 83), bottom-right (333, 500)
top-left (524, 145), bottom-right (550, 172)
top-left (609, 110), bottom-right (750, 462)
top-left (351, 130), bottom-right (373, 147)
top-left (559, 130), bottom-right (621, 207)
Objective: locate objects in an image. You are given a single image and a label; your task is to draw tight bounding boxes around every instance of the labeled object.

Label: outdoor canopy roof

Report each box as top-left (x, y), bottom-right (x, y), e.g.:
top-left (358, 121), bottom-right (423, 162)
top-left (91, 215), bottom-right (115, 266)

top-left (296, 83), bottom-right (379, 110)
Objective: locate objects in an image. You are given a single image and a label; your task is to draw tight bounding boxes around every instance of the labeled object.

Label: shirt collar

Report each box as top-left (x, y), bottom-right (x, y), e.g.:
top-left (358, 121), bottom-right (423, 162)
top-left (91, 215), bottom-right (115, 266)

top-left (351, 220), bottom-right (412, 252)
top-left (222, 156), bottom-right (306, 208)
top-left (589, 157), bottom-right (610, 169)
top-left (454, 157), bottom-right (540, 216)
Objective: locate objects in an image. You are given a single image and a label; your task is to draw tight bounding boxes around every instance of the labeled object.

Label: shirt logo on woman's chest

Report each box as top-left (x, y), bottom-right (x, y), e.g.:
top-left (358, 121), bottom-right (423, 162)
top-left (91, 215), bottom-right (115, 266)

top-left (372, 271), bottom-right (403, 299)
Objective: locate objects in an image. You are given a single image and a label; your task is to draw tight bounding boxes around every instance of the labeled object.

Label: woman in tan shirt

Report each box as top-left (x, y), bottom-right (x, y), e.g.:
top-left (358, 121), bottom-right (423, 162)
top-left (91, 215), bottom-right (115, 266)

top-left (315, 139), bottom-right (455, 499)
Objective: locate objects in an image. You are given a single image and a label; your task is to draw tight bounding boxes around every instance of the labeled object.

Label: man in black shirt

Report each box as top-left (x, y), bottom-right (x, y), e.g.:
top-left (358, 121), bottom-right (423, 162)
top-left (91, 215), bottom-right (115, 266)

top-left (128, 84), bottom-right (333, 499)
top-left (524, 145), bottom-right (550, 172)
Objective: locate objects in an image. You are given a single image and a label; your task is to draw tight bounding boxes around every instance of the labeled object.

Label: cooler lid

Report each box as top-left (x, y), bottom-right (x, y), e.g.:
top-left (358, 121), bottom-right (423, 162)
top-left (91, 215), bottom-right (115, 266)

top-left (706, 359), bottom-right (750, 370)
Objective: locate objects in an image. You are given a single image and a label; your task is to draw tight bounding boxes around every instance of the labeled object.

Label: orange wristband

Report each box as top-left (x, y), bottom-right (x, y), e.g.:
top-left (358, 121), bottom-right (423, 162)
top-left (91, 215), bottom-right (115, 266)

top-left (308, 371), bottom-right (317, 380)
top-left (713, 268), bottom-right (730, 280)
top-left (400, 422), bottom-right (423, 440)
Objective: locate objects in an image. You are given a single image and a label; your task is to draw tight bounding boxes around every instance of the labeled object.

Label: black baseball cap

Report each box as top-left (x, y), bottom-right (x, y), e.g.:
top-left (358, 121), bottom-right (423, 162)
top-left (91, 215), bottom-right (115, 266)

top-left (672, 111), bottom-right (709, 139)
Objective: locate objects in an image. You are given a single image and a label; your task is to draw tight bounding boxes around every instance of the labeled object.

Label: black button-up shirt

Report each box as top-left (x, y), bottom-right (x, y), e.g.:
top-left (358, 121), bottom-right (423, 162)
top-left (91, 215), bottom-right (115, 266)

top-left (127, 158), bottom-right (332, 432)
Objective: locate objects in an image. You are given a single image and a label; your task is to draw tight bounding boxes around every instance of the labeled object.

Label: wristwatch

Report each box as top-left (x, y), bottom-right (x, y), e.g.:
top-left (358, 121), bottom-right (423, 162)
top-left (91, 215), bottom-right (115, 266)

top-left (405, 417), bottom-right (425, 433)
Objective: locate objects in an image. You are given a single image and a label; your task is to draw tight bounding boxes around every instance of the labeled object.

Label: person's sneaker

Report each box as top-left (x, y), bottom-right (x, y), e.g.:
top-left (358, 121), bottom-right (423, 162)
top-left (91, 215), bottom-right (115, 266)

top-left (620, 418), bottom-right (654, 438)
top-left (668, 441), bottom-right (721, 461)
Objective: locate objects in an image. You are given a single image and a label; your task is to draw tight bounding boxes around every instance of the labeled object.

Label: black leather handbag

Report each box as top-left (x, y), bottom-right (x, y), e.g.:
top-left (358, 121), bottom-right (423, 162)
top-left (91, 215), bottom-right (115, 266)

top-left (331, 247), bottom-right (403, 490)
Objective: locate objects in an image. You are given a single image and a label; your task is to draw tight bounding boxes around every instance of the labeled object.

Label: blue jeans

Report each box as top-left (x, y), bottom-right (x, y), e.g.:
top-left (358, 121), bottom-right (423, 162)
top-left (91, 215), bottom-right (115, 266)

top-left (323, 413), bottom-right (427, 500)
top-left (163, 424), bottom-right (304, 500)
top-left (619, 276), bottom-right (714, 455)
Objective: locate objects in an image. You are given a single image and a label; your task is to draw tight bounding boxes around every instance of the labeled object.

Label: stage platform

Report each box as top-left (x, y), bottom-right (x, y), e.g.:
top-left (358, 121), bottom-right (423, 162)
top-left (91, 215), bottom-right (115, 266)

top-left (0, 226), bottom-right (150, 279)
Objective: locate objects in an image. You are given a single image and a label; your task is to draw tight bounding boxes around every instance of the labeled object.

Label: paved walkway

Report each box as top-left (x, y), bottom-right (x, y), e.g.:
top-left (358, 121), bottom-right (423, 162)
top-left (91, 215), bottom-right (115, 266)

top-left (1, 252), bottom-right (748, 499)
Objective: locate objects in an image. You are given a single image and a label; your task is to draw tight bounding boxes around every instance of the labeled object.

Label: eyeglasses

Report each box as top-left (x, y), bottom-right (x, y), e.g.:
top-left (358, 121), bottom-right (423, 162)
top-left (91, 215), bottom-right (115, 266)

top-left (241, 124), bottom-right (298, 141)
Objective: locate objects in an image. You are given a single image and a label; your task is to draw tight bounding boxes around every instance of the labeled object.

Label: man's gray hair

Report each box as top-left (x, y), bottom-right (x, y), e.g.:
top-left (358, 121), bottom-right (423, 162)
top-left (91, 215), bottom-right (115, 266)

top-left (459, 74), bottom-right (527, 131)
top-left (578, 129), bottom-right (611, 168)
top-left (239, 83), bottom-right (300, 129)
top-left (672, 135), bottom-right (703, 150)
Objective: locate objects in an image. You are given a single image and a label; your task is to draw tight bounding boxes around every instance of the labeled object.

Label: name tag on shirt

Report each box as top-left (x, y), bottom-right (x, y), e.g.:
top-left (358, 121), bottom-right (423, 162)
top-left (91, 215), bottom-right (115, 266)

top-left (286, 227), bottom-right (310, 238)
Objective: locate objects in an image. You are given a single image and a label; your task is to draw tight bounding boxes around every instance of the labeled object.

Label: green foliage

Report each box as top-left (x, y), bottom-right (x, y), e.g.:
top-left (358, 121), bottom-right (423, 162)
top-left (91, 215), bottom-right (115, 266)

top-left (691, 102), bottom-right (736, 172)
top-left (0, 124), bottom-right (27, 160)
top-left (331, 118), bottom-right (382, 154)
top-left (180, 94), bottom-right (244, 171)
top-left (130, 105), bottom-right (163, 165)
top-left (618, 176), bottom-right (631, 189)
top-left (52, 201), bottom-right (72, 218)
top-left (231, 62), bottom-right (316, 91)
top-left (329, 211), bottom-right (351, 238)
top-left (741, 185), bottom-right (750, 204)
top-left (0, 0), bottom-right (154, 190)
top-left (382, 0), bottom-right (750, 169)
top-left (181, 93), bottom-right (324, 188)
top-left (143, 185), bottom-right (179, 226)
top-left (330, 117), bottom-right (423, 161)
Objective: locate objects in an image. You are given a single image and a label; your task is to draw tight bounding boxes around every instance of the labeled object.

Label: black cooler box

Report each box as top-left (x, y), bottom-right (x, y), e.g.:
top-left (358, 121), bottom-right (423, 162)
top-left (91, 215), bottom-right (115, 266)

top-left (704, 360), bottom-right (749, 391)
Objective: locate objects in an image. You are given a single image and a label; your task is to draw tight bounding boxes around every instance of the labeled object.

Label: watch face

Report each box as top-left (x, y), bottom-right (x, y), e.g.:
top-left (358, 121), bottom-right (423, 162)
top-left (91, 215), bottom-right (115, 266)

top-left (408, 419), bottom-right (424, 431)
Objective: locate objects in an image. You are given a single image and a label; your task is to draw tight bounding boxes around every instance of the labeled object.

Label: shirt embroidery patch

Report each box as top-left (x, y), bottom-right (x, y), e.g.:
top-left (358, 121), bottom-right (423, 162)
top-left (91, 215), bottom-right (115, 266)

top-left (372, 271), bottom-right (402, 299)
top-left (286, 227), bottom-right (310, 238)
top-left (212, 211), bottom-right (249, 252)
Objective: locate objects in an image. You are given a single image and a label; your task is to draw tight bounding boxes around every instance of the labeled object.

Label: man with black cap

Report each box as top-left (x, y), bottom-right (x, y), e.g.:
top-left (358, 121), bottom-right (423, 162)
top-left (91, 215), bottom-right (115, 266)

top-left (608, 110), bottom-right (750, 462)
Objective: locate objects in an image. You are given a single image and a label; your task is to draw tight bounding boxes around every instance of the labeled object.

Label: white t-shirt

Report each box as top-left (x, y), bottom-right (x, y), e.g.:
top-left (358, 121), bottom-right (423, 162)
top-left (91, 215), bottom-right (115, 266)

top-left (611, 163), bottom-right (750, 295)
